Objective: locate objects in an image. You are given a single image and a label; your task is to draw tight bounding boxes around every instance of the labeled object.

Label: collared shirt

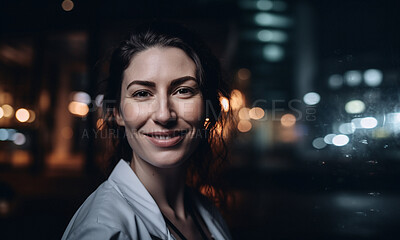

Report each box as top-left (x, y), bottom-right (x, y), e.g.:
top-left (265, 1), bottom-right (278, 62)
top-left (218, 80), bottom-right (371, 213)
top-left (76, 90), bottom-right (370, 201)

top-left (62, 160), bottom-right (232, 240)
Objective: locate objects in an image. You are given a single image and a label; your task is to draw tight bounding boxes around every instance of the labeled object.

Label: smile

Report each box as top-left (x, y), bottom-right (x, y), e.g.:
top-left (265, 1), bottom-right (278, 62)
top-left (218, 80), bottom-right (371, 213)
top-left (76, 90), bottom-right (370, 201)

top-left (142, 130), bottom-right (188, 148)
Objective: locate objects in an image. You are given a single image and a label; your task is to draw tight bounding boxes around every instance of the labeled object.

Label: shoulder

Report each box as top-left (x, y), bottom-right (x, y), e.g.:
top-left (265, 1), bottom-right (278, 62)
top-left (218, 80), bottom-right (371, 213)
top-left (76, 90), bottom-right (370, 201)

top-left (62, 181), bottom-right (139, 240)
top-left (191, 189), bottom-right (233, 240)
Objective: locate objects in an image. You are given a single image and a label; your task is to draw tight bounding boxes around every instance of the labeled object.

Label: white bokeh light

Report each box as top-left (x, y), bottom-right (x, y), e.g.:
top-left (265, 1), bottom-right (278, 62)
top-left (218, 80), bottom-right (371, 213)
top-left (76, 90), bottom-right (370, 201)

top-left (0, 129), bottom-right (8, 141)
top-left (360, 117), bottom-right (378, 129)
top-left (332, 134), bottom-right (350, 147)
top-left (345, 70), bottom-right (362, 86)
top-left (257, 30), bottom-right (288, 43)
top-left (263, 44), bottom-right (284, 62)
top-left (328, 74), bottom-right (344, 89)
top-left (12, 133), bottom-right (26, 146)
top-left (254, 13), bottom-right (292, 27)
top-left (364, 69), bottom-right (383, 87)
top-left (73, 91), bottom-right (91, 105)
top-left (7, 129), bottom-right (16, 140)
top-left (345, 100), bottom-right (365, 114)
top-left (256, 0), bottom-right (273, 10)
top-left (312, 137), bottom-right (327, 149)
top-left (303, 92), bottom-right (321, 105)
top-left (324, 134), bottom-right (336, 144)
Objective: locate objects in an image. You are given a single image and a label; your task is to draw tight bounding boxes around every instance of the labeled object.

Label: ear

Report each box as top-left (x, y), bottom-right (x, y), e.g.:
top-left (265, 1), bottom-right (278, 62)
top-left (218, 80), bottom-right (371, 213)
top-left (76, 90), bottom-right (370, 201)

top-left (114, 108), bottom-right (125, 126)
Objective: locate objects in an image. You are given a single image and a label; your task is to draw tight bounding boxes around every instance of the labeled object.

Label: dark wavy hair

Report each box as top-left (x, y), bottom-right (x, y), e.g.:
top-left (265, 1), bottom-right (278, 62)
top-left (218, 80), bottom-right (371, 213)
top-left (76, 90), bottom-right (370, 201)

top-left (100, 21), bottom-right (231, 206)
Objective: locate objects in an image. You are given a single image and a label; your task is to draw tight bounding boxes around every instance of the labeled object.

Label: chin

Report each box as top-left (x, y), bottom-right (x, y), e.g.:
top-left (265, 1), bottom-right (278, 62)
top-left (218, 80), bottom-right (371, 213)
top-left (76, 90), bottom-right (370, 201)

top-left (144, 152), bottom-right (190, 169)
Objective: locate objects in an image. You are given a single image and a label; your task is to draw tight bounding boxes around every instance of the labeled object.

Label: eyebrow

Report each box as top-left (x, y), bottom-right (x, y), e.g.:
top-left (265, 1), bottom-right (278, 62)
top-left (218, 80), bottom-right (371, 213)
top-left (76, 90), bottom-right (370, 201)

top-left (126, 76), bottom-right (197, 90)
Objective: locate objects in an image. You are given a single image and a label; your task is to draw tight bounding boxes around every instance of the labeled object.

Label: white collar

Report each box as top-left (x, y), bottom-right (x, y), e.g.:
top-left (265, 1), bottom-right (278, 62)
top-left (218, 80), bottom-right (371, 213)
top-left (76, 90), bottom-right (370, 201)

top-left (109, 160), bottom-right (169, 239)
top-left (108, 159), bottom-right (229, 240)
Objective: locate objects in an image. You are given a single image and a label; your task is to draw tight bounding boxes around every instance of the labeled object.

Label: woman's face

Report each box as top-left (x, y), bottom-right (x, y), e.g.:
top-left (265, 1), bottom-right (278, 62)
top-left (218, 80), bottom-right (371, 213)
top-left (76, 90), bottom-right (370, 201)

top-left (116, 47), bottom-right (204, 168)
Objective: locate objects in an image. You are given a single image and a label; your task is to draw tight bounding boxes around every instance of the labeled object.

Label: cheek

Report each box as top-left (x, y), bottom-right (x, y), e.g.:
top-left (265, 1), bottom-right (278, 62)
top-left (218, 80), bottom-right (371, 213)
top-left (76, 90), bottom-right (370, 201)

top-left (177, 100), bottom-right (204, 125)
top-left (120, 101), bottom-right (150, 127)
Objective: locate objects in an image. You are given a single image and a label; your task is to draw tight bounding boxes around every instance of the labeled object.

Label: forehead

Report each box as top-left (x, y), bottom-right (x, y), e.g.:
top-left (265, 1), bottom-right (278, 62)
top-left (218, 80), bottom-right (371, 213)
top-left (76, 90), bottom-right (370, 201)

top-left (123, 47), bottom-right (196, 84)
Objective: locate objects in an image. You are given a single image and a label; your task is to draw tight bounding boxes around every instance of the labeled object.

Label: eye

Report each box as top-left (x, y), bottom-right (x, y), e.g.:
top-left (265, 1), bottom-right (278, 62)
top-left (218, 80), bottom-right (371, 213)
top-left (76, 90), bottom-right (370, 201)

top-left (132, 90), bottom-right (152, 98)
top-left (175, 87), bottom-right (194, 95)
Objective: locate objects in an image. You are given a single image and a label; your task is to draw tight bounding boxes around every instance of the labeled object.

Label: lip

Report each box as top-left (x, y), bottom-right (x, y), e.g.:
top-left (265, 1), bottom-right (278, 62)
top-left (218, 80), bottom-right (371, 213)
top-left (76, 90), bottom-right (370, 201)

top-left (142, 130), bottom-right (187, 148)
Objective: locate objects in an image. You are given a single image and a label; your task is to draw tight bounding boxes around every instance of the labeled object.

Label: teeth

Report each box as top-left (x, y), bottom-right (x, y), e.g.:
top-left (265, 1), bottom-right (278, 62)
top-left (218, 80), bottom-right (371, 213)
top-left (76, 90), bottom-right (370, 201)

top-left (153, 135), bottom-right (172, 139)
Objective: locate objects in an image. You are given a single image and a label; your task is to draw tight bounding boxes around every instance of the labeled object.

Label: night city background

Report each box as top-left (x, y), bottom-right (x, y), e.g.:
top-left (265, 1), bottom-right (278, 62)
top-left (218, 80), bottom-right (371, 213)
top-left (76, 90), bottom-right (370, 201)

top-left (1, 0), bottom-right (400, 239)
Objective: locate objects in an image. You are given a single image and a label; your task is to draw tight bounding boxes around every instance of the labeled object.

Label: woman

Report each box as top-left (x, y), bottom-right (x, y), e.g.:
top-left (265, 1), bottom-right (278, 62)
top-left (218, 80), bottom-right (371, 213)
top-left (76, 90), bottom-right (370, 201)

top-left (62, 21), bottom-right (232, 240)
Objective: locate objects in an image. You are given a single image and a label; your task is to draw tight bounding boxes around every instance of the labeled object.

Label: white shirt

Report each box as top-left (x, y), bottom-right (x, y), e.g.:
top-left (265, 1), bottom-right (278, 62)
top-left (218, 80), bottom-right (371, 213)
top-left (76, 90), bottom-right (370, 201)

top-left (62, 160), bottom-right (232, 240)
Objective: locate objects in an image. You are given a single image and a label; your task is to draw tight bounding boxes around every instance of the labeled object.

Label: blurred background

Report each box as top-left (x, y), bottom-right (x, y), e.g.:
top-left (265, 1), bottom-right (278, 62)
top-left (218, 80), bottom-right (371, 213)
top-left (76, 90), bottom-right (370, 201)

top-left (1, 0), bottom-right (400, 239)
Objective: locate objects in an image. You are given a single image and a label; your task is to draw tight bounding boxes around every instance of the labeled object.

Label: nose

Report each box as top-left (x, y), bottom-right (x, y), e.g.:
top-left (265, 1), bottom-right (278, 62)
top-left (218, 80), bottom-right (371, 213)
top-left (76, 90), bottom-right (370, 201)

top-left (152, 95), bottom-right (177, 127)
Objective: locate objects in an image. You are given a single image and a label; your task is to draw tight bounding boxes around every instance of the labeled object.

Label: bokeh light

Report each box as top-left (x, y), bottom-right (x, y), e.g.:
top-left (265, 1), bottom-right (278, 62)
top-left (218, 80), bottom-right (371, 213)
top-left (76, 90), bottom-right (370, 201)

top-left (249, 107), bottom-right (265, 120)
top-left (72, 91), bottom-right (91, 105)
top-left (323, 134), bottom-right (336, 144)
top-left (364, 69), bottom-right (383, 87)
top-left (257, 30), bottom-right (288, 43)
top-left (238, 108), bottom-right (250, 120)
top-left (344, 70), bottom-right (362, 86)
top-left (332, 134), bottom-right (350, 147)
top-left (345, 100), bottom-right (365, 114)
top-left (254, 12), bottom-right (292, 27)
top-left (257, 30), bottom-right (273, 42)
top-left (237, 120), bottom-right (252, 133)
top-left (263, 44), bottom-right (284, 62)
top-left (27, 110), bottom-right (36, 123)
top-left (256, 0), bottom-right (273, 11)
top-left (1, 104), bottom-right (14, 118)
top-left (68, 101), bottom-right (89, 117)
top-left (303, 92), bottom-right (320, 105)
top-left (360, 117), bottom-right (378, 129)
top-left (62, 0), bottom-right (74, 12)
top-left (0, 107), bottom-right (4, 119)
top-left (312, 137), bottom-right (326, 149)
top-left (237, 68), bottom-right (251, 81)
top-left (328, 74), bottom-right (344, 89)
top-left (7, 129), bottom-right (16, 140)
top-left (281, 113), bottom-right (296, 127)
top-left (0, 129), bottom-right (8, 141)
top-left (12, 133), bottom-right (26, 145)
top-left (15, 108), bottom-right (30, 122)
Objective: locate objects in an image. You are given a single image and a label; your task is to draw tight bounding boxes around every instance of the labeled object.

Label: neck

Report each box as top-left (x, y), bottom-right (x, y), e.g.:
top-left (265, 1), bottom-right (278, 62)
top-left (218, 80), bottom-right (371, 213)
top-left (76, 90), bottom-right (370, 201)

top-left (130, 154), bottom-right (189, 219)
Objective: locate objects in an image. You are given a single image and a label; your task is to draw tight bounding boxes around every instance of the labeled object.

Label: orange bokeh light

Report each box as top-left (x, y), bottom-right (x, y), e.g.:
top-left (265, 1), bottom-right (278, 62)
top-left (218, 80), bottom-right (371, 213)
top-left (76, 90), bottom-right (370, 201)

top-left (237, 68), bottom-right (251, 81)
top-left (249, 107), bottom-right (265, 120)
top-left (68, 101), bottom-right (89, 117)
top-left (238, 108), bottom-right (250, 120)
top-left (237, 120), bottom-right (252, 132)
top-left (281, 113), bottom-right (296, 127)
top-left (15, 108), bottom-right (30, 122)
